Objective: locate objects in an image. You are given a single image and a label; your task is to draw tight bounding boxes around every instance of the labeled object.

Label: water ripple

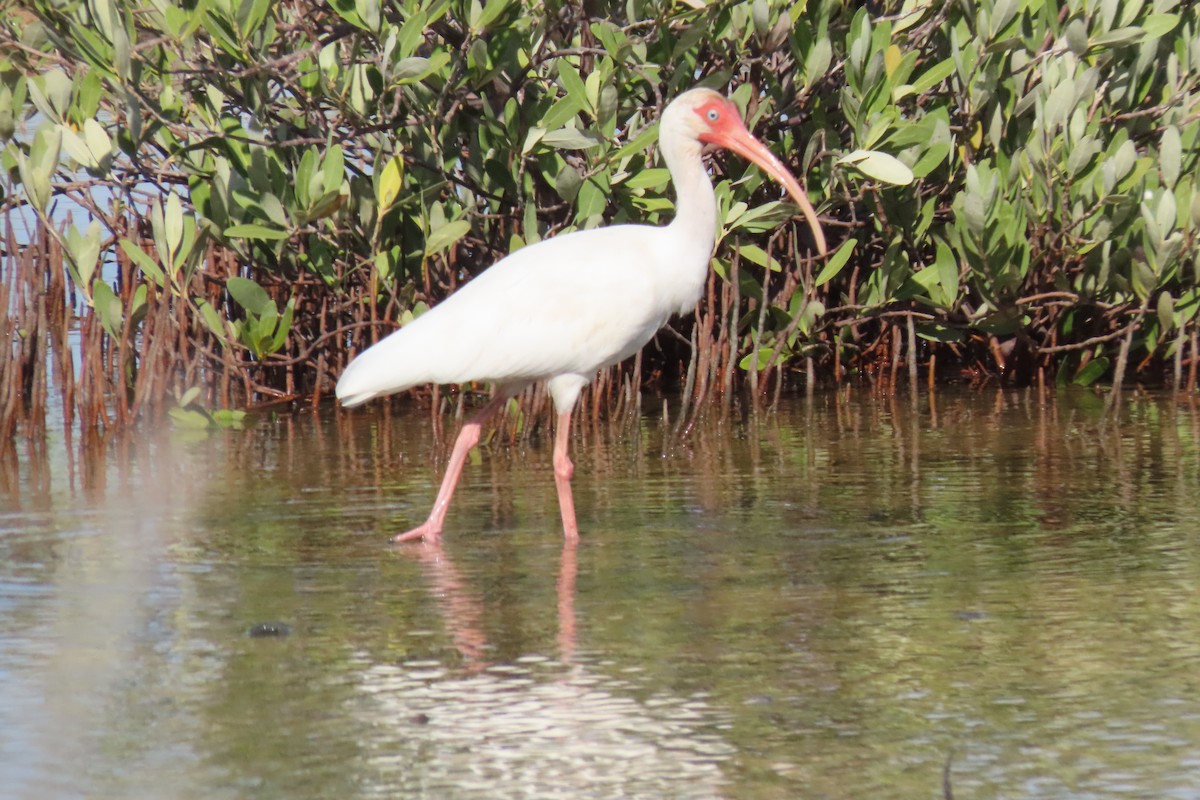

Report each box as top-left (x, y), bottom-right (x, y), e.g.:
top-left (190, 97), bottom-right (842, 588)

top-left (354, 656), bottom-right (733, 799)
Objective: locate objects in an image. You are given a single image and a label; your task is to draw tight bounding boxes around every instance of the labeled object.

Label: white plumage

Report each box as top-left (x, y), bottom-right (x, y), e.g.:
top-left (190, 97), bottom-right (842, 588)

top-left (336, 223), bottom-right (702, 410)
top-left (337, 88), bottom-right (825, 544)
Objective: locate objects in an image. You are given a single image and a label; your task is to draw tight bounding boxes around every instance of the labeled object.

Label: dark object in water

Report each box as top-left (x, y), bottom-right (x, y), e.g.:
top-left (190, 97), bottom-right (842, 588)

top-left (246, 622), bottom-right (293, 638)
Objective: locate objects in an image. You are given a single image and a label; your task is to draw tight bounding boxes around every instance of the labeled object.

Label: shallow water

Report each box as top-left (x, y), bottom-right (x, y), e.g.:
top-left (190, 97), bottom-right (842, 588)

top-left (3, 389), bottom-right (1200, 798)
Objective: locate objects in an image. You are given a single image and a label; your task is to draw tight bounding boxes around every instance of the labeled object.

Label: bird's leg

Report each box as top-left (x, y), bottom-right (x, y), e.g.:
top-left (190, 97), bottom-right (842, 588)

top-left (552, 410), bottom-right (580, 541)
top-left (557, 538), bottom-right (578, 663)
top-left (393, 394), bottom-right (508, 544)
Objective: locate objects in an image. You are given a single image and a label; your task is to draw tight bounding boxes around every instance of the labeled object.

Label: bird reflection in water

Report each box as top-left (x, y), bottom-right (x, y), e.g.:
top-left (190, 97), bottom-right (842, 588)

top-left (359, 541), bottom-right (732, 797)
top-left (404, 539), bottom-right (579, 668)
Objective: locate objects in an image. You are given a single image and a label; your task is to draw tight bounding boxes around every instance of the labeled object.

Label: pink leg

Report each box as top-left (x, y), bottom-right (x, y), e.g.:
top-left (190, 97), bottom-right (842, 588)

top-left (557, 539), bottom-right (577, 663)
top-left (393, 394), bottom-right (508, 544)
top-left (552, 410), bottom-right (580, 541)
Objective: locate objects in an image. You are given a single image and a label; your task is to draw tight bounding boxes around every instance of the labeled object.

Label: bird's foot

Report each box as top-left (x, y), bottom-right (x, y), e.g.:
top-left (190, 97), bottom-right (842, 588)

top-left (392, 522), bottom-right (442, 544)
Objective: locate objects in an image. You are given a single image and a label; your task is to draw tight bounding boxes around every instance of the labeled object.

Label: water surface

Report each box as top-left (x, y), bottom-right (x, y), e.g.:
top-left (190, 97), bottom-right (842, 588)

top-left (3, 389), bottom-right (1200, 798)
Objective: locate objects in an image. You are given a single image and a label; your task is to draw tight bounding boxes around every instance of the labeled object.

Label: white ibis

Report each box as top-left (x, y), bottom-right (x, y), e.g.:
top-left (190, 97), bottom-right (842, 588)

top-left (337, 87), bottom-right (826, 543)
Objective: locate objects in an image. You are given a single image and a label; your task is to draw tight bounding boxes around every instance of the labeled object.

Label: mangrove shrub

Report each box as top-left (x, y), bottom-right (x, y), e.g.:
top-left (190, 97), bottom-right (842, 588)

top-left (1, 0), bottom-right (1198, 434)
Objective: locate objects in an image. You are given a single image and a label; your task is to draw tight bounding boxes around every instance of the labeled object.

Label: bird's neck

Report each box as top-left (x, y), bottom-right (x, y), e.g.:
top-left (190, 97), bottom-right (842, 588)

top-left (664, 139), bottom-right (718, 248)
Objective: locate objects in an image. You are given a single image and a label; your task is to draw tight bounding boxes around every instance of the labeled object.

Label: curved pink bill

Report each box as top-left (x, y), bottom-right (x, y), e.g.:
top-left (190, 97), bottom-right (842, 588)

top-left (704, 122), bottom-right (828, 257)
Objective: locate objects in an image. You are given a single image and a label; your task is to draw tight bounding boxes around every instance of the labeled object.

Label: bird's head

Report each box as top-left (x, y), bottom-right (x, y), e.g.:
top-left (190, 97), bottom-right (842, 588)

top-left (660, 88), bottom-right (740, 143)
top-left (661, 88), bottom-right (827, 256)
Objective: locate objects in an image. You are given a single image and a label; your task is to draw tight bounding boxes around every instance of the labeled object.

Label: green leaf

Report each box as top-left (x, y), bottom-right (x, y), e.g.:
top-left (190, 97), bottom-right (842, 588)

top-left (394, 56), bottom-right (434, 82)
top-left (1064, 19), bottom-right (1089, 54)
top-left (575, 178), bottom-right (607, 224)
top-left (114, 262), bottom-right (150, 317)
top-left (1141, 13), bottom-right (1180, 39)
top-left (210, 409), bottom-right (247, 429)
top-left (522, 127), bottom-right (547, 155)
top-left (911, 143), bottom-right (950, 178)
top-left (19, 125), bottom-right (61, 213)
top-left (26, 69), bottom-right (71, 122)
top-left (112, 23), bottom-right (131, 80)
top-left (1159, 126), bottom-right (1181, 188)
top-left (251, 301), bottom-right (278, 356)
top-left (1111, 139), bottom-right (1136, 182)
top-left (31, 123), bottom-right (62, 175)
top-left (179, 386), bottom-right (202, 407)
top-left (1118, 0), bottom-right (1145, 27)
top-left (738, 243), bottom-right (780, 271)
top-left (474, 0), bottom-right (511, 30)
top-left (296, 147), bottom-right (318, 207)
top-left (584, 69), bottom-right (602, 114)
top-left (64, 220), bottom-right (102, 288)
top-left (327, 0), bottom-right (365, 28)
top-left (893, 0), bottom-right (928, 33)
top-left (557, 62), bottom-right (590, 112)
top-left (271, 298), bottom-right (294, 352)
top-left (16, 156), bottom-right (48, 214)
top-left (1044, 78), bottom-right (1075, 129)
top-left (74, 69), bottom-right (102, 118)
top-left (555, 165), bottom-right (582, 202)
top-left (424, 219), bottom-right (471, 255)
top-left (613, 121), bottom-right (660, 160)
top-left (395, 8), bottom-right (428, 56)
top-left (908, 262), bottom-right (940, 292)
top-left (83, 119), bottom-right (111, 165)
top-left (909, 58), bottom-right (956, 95)
top-left (226, 276), bottom-right (275, 316)
top-left (540, 90), bottom-right (585, 131)
top-left (1073, 356), bottom-right (1110, 386)
top-left (61, 124), bottom-right (97, 168)
top-left (196, 299), bottom-right (228, 341)
top-left (377, 154), bottom-right (404, 212)
top-left (224, 223), bottom-right (290, 240)
top-left (353, 0), bottom-right (380, 32)
top-left (915, 323), bottom-right (965, 343)
top-left (169, 407), bottom-right (213, 429)
top-left (120, 239), bottom-right (165, 286)
top-left (815, 239), bottom-right (856, 286)
top-left (1090, 26), bottom-right (1144, 48)
top-left (622, 168), bottom-right (671, 190)
top-left (522, 198), bottom-right (540, 244)
top-left (1157, 291), bottom-right (1175, 333)
top-left (175, 215), bottom-right (203, 274)
top-left (541, 128), bottom-right (603, 150)
top-left (590, 20), bottom-right (626, 56)
top-left (323, 145), bottom-right (345, 195)
top-left (958, 174), bottom-right (987, 236)
top-left (751, 0), bottom-right (770, 38)
top-left (836, 149), bottom-right (914, 185)
top-left (165, 193), bottom-right (184, 257)
top-left (804, 36), bottom-right (833, 91)
top-left (935, 240), bottom-right (959, 301)
top-left (91, 281), bottom-right (124, 339)
top-left (739, 347), bottom-right (776, 371)
top-left (1156, 191), bottom-right (1177, 238)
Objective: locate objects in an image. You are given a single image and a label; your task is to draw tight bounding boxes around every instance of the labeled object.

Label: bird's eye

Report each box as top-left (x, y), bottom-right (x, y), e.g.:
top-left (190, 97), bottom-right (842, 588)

top-left (706, 109), bottom-right (720, 122)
